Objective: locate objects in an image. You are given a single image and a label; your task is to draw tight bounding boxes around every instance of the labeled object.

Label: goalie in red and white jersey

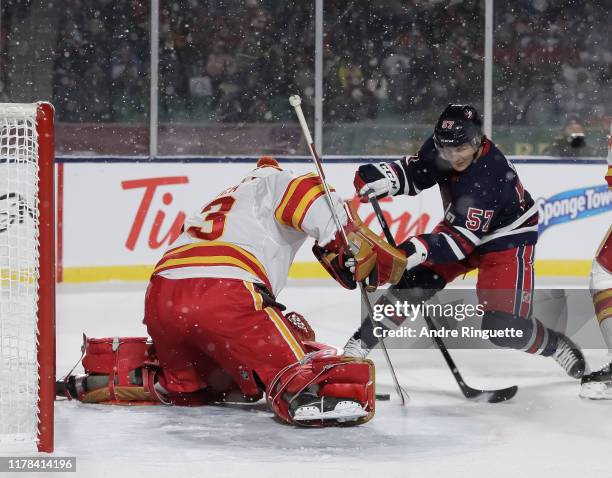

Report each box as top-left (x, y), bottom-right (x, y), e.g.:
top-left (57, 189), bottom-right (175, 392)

top-left (580, 126), bottom-right (612, 399)
top-left (58, 156), bottom-right (406, 426)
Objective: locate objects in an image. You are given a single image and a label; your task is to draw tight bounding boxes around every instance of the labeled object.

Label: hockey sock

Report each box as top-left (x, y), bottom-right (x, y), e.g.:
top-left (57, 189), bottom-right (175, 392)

top-left (481, 313), bottom-right (559, 356)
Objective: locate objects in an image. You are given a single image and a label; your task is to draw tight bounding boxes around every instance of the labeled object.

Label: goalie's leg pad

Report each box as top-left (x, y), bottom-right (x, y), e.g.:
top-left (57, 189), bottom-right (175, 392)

top-left (72, 336), bottom-right (167, 405)
top-left (266, 349), bottom-right (375, 427)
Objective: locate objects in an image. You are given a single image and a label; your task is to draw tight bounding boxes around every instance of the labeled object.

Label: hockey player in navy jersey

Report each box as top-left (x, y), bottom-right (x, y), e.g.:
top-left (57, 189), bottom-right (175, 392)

top-left (344, 104), bottom-right (586, 379)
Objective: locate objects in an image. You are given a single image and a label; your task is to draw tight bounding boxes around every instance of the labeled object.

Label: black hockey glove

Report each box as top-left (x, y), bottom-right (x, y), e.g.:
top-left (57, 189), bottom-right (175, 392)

top-left (353, 162), bottom-right (402, 202)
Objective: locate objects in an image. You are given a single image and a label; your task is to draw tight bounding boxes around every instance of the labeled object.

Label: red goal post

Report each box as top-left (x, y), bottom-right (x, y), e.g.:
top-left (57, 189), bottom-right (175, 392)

top-left (0, 102), bottom-right (55, 453)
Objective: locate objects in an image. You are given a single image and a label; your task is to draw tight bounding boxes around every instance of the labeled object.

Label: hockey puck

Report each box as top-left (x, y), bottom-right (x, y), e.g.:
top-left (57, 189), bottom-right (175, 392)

top-left (375, 393), bottom-right (391, 401)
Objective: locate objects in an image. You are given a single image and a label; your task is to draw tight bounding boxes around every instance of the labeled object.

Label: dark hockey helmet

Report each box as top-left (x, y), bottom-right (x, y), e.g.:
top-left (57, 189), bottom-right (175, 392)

top-left (433, 104), bottom-right (483, 149)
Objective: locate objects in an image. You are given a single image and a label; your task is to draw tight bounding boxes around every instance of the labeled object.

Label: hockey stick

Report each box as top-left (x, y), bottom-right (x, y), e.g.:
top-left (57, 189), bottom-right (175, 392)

top-left (367, 193), bottom-right (518, 403)
top-left (289, 94), bottom-right (409, 405)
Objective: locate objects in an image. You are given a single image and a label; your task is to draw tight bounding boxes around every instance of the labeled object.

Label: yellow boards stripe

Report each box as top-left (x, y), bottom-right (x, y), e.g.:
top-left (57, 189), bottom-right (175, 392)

top-left (60, 259), bottom-right (593, 283)
top-left (0, 269), bottom-right (37, 283)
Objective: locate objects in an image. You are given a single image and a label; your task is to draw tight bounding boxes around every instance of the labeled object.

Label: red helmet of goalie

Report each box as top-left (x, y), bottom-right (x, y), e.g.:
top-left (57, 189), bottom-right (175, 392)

top-left (257, 156), bottom-right (281, 169)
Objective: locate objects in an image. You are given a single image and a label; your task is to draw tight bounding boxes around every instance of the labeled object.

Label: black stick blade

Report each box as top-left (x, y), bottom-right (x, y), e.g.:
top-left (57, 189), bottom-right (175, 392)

top-left (462, 385), bottom-right (519, 403)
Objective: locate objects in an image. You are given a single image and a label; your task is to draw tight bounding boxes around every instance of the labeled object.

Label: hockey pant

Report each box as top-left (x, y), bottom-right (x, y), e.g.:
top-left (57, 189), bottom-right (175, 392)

top-left (143, 276), bottom-right (375, 424)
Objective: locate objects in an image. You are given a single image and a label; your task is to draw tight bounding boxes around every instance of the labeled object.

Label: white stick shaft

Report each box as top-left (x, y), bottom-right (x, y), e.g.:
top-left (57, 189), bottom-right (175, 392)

top-left (291, 100), bottom-right (350, 248)
top-left (150, 0), bottom-right (159, 157)
top-left (484, 0), bottom-right (493, 139)
top-left (608, 122), bottom-right (612, 163)
top-left (293, 101), bottom-right (314, 146)
top-left (290, 97), bottom-right (407, 405)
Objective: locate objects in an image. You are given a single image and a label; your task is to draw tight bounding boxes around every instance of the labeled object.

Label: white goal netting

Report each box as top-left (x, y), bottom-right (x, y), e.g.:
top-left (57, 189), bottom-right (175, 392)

top-left (0, 104), bottom-right (41, 451)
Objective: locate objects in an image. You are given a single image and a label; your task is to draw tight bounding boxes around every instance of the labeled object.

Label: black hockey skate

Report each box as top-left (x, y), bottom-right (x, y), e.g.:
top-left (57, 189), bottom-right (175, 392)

top-left (552, 335), bottom-right (586, 379)
top-left (580, 360), bottom-right (612, 399)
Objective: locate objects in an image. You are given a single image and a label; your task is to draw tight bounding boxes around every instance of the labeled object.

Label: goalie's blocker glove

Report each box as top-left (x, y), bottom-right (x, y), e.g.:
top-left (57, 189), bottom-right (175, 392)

top-left (312, 244), bottom-right (357, 289)
top-left (313, 201), bottom-right (407, 290)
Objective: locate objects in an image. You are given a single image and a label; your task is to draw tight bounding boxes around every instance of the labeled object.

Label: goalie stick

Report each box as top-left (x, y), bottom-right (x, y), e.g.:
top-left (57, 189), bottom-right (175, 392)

top-left (367, 193), bottom-right (518, 403)
top-left (289, 94), bottom-right (409, 405)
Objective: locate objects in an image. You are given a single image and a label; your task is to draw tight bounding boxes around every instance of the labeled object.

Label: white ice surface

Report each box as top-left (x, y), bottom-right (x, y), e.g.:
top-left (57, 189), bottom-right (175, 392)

top-left (41, 279), bottom-right (612, 477)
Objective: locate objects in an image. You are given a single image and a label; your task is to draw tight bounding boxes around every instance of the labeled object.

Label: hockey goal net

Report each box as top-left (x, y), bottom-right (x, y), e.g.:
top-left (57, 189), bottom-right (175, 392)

top-left (0, 103), bottom-right (55, 452)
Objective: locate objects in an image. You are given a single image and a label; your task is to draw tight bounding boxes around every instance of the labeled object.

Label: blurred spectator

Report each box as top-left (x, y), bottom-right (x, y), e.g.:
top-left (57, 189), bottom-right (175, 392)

top-left (52, 0), bottom-right (147, 122)
top-left (543, 120), bottom-right (600, 157)
top-left (43, 0), bottom-right (609, 126)
top-left (0, 1), bottom-right (32, 102)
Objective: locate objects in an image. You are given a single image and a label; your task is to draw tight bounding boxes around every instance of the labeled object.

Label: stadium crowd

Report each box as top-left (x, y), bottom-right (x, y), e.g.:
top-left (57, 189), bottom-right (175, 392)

top-left (47, 0), bottom-right (610, 127)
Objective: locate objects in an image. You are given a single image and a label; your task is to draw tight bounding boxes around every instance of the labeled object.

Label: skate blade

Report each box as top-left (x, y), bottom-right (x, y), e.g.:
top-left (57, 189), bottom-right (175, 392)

top-left (579, 383), bottom-right (612, 400)
top-left (293, 402), bottom-right (369, 422)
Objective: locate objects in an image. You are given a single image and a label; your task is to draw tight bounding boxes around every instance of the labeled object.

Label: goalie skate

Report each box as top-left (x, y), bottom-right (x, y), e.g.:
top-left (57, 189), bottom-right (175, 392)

top-left (290, 395), bottom-right (369, 423)
top-left (580, 361), bottom-right (612, 400)
top-left (343, 336), bottom-right (371, 359)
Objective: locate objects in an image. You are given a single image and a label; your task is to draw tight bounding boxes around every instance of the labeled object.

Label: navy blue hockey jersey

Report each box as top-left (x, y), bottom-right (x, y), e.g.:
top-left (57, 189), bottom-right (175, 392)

top-left (389, 135), bottom-right (538, 263)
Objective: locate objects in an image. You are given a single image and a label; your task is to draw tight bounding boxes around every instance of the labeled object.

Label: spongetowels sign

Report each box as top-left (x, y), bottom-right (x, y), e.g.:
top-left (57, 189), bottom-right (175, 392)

top-left (537, 184), bottom-right (612, 235)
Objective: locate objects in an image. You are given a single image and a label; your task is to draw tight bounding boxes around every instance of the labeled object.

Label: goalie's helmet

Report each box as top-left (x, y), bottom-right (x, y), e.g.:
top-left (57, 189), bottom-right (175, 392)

top-left (433, 104), bottom-right (483, 149)
top-left (243, 156), bottom-right (282, 181)
top-left (256, 156), bottom-right (280, 169)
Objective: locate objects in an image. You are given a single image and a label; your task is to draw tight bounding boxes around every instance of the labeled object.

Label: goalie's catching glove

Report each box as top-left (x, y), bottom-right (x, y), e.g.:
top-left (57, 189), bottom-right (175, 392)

top-left (313, 201), bottom-right (407, 290)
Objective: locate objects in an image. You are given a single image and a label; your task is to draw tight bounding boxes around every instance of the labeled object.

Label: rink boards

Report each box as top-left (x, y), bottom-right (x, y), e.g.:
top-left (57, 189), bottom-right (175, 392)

top-left (55, 156), bottom-right (611, 282)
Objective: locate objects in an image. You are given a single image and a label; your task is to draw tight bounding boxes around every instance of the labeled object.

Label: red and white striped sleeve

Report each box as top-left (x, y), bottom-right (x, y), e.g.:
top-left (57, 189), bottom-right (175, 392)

top-left (272, 172), bottom-right (347, 246)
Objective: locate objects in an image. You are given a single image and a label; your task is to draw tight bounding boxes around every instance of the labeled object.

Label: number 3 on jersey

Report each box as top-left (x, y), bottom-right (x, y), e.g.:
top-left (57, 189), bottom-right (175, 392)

top-left (187, 196), bottom-right (236, 241)
top-left (466, 207), bottom-right (493, 232)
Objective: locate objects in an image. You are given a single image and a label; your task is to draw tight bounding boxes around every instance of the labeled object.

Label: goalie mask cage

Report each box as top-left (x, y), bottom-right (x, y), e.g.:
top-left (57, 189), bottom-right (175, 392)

top-left (0, 103), bottom-right (55, 453)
